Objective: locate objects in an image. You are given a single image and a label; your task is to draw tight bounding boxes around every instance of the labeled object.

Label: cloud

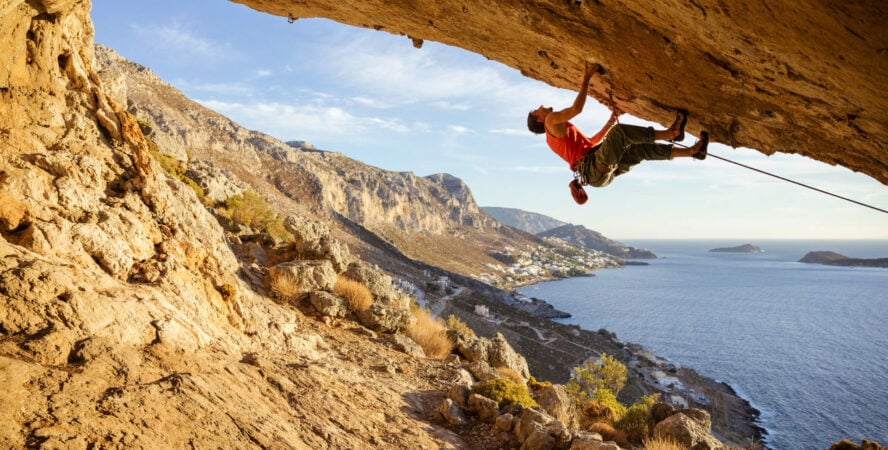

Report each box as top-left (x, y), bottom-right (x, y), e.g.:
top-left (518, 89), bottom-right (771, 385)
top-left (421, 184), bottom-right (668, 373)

top-left (489, 128), bottom-right (529, 136)
top-left (323, 36), bottom-right (573, 115)
top-left (448, 125), bottom-right (473, 134)
top-left (130, 21), bottom-right (241, 62)
top-left (196, 99), bottom-right (411, 141)
top-left (350, 96), bottom-right (394, 109)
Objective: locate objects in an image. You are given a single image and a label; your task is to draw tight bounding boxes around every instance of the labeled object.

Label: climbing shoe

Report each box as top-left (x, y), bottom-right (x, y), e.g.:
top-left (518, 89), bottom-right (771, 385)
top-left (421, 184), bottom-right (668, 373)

top-left (668, 109), bottom-right (688, 143)
top-left (693, 131), bottom-right (709, 160)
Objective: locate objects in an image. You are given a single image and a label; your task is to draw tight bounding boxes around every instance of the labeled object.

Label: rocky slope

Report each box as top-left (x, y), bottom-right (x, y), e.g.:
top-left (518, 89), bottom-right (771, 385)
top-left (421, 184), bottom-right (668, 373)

top-left (233, 0), bottom-right (888, 187)
top-left (0, 1), bottom-right (764, 448)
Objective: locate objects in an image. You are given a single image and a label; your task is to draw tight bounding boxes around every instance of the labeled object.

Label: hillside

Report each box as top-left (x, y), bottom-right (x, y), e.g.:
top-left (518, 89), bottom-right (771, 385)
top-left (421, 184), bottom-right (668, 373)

top-left (0, 3), bottom-right (764, 449)
top-left (482, 207), bottom-right (568, 235)
top-left (484, 207), bottom-right (657, 260)
top-left (95, 45), bottom-right (625, 289)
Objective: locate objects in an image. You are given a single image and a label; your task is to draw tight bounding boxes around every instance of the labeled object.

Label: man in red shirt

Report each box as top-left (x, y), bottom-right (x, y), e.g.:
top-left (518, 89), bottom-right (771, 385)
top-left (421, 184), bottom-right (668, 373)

top-left (527, 61), bottom-right (708, 193)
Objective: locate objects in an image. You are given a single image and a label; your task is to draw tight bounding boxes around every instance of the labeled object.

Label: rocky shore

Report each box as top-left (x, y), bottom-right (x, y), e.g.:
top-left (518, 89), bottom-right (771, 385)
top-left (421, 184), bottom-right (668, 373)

top-left (432, 268), bottom-right (766, 448)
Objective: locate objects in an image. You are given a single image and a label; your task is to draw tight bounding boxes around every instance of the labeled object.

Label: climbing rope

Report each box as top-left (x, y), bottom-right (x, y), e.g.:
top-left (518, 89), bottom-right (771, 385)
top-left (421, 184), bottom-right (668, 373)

top-left (673, 141), bottom-right (888, 215)
top-left (603, 103), bottom-right (885, 214)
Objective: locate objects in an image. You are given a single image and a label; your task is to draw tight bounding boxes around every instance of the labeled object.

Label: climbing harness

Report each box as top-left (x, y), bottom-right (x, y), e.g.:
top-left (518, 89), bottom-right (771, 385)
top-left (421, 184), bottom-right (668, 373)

top-left (672, 141), bottom-right (888, 215)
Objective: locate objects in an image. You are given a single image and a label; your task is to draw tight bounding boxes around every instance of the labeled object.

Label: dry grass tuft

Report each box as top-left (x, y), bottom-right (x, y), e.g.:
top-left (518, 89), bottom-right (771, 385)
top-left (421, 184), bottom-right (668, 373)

top-left (270, 271), bottom-right (303, 302)
top-left (642, 435), bottom-right (685, 450)
top-left (334, 277), bottom-right (373, 312)
top-left (496, 366), bottom-right (526, 386)
top-left (407, 308), bottom-right (454, 359)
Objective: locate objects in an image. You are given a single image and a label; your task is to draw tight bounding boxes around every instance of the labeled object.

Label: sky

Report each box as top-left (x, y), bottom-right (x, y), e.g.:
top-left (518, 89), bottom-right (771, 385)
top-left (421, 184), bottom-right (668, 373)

top-left (89, 1), bottom-right (888, 240)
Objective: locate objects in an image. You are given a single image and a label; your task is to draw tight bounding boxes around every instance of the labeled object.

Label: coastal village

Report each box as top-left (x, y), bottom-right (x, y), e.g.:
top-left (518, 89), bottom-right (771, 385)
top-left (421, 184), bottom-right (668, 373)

top-left (477, 238), bottom-right (625, 288)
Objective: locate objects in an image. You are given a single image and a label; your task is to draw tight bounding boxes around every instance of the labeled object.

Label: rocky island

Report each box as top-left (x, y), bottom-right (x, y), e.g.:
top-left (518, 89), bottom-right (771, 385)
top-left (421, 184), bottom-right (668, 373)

top-left (799, 251), bottom-right (888, 268)
top-left (709, 244), bottom-right (764, 253)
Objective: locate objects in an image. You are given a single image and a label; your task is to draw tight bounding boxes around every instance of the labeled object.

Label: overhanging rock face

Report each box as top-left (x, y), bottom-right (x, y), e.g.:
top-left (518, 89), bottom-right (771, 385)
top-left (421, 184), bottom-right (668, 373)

top-left (232, 0), bottom-right (888, 185)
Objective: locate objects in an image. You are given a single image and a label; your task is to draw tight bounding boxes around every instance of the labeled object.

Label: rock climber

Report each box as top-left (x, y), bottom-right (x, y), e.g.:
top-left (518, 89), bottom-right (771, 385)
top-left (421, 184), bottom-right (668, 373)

top-left (526, 61), bottom-right (709, 204)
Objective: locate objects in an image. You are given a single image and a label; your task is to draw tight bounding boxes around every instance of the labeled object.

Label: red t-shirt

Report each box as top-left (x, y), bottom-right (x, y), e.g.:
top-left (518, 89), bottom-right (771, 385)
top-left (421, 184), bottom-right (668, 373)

top-left (546, 122), bottom-right (594, 168)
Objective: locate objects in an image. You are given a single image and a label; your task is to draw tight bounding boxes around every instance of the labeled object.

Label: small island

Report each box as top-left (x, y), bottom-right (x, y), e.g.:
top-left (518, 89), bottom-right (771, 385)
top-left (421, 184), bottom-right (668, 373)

top-left (799, 251), bottom-right (888, 268)
top-left (709, 244), bottom-right (764, 253)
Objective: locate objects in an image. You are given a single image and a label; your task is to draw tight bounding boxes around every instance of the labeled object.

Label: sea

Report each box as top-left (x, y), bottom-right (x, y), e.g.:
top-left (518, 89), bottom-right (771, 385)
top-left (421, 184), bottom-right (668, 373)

top-left (517, 240), bottom-right (888, 450)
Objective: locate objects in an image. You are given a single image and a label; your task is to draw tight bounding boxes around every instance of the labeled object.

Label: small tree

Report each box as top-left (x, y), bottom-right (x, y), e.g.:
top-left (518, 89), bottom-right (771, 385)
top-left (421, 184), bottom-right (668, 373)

top-left (565, 353), bottom-right (628, 403)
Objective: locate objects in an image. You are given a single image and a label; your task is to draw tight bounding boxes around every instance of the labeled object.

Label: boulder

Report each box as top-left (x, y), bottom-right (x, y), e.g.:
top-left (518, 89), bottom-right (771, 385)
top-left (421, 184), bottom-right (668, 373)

top-left (357, 303), bottom-right (413, 333)
top-left (650, 402), bottom-right (676, 424)
top-left (488, 332), bottom-right (531, 380)
top-left (467, 393), bottom-right (500, 423)
top-left (465, 360), bottom-right (501, 382)
top-left (653, 412), bottom-right (723, 450)
top-left (184, 160), bottom-right (247, 202)
top-left (521, 423), bottom-right (556, 450)
top-left (679, 408), bottom-right (713, 432)
top-left (437, 398), bottom-right (468, 427)
top-left (308, 291), bottom-right (349, 318)
top-left (382, 333), bottom-right (426, 358)
top-left (454, 334), bottom-right (489, 363)
top-left (570, 432), bottom-right (621, 450)
top-left (514, 408), bottom-right (554, 442)
top-left (284, 215), bottom-right (352, 273)
top-left (535, 384), bottom-right (576, 429)
top-left (494, 412), bottom-right (515, 433)
top-left (268, 260), bottom-right (337, 296)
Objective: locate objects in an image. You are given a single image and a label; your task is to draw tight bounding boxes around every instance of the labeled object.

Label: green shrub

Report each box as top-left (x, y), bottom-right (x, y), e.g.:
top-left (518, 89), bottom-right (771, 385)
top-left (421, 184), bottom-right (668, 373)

top-left (565, 353), bottom-right (627, 404)
top-left (219, 190), bottom-right (292, 242)
top-left (472, 377), bottom-right (537, 409)
top-left (578, 388), bottom-right (627, 426)
top-left (446, 314), bottom-right (474, 337)
top-left (615, 403), bottom-right (650, 444)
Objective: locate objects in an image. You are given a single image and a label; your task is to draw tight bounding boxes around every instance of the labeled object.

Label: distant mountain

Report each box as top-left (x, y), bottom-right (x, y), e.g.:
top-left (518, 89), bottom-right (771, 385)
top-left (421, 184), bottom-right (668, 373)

top-left (483, 207), bottom-right (656, 259)
top-left (483, 207), bottom-right (567, 234)
top-left (538, 224), bottom-right (657, 259)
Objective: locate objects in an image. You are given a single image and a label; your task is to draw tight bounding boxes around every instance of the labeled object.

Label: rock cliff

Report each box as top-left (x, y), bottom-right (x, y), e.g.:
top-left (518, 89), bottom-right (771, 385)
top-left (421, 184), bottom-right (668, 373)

top-left (234, 0), bottom-right (888, 186)
top-left (0, 1), bottom-right (768, 447)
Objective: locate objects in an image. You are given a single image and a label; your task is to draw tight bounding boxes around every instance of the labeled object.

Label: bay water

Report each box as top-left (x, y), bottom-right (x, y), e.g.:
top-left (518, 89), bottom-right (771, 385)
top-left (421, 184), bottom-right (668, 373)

top-left (517, 240), bottom-right (888, 450)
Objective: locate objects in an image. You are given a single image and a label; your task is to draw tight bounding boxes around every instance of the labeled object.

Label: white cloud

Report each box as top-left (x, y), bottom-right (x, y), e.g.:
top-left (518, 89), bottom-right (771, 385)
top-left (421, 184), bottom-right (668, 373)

top-left (350, 96), bottom-right (394, 109)
top-left (196, 99), bottom-right (411, 141)
top-left (448, 125), bottom-right (473, 134)
top-left (489, 128), bottom-right (529, 136)
top-left (130, 21), bottom-right (241, 62)
top-left (251, 69), bottom-right (272, 78)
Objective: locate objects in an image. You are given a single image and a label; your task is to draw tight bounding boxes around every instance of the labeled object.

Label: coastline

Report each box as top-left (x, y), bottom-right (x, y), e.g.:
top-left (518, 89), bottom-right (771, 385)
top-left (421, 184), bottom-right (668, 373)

top-left (509, 270), bottom-right (766, 448)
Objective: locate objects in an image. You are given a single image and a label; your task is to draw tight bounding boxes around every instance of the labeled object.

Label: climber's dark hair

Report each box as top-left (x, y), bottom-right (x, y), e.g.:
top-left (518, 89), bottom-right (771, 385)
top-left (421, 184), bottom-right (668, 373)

top-left (527, 111), bottom-right (546, 134)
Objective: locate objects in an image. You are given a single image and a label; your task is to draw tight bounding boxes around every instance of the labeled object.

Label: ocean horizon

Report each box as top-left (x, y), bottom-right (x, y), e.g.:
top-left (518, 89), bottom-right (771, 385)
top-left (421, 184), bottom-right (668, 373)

top-left (518, 239), bottom-right (888, 450)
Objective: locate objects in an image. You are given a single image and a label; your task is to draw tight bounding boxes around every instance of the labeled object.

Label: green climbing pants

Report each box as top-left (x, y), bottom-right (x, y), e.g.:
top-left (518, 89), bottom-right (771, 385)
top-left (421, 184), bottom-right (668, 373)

top-left (579, 124), bottom-right (674, 187)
